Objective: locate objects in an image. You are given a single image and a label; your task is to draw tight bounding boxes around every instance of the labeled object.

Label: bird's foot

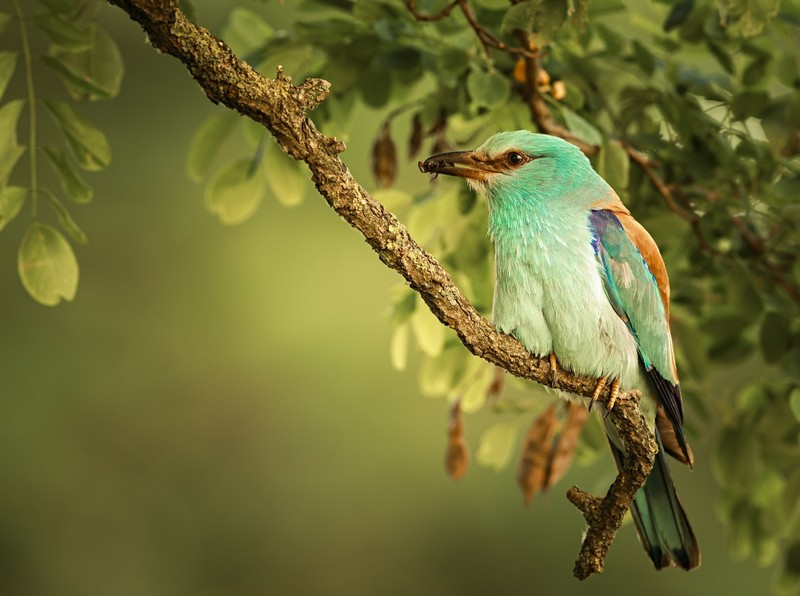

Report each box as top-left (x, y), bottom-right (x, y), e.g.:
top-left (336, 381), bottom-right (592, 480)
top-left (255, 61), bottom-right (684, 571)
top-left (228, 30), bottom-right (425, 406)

top-left (548, 353), bottom-right (559, 385)
top-left (588, 377), bottom-right (621, 414)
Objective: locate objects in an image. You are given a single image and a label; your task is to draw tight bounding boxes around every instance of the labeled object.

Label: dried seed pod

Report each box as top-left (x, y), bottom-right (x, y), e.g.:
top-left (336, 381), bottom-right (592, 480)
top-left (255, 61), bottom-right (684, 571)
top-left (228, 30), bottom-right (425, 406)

top-left (551, 80), bottom-right (566, 101)
top-left (513, 58), bottom-right (527, 83)
top-left (516, 404), bottom-right (558, 506)
top-left (445, 399), bottom-right (469, 480)
top-left (371, 122), bottom-right (397, 188)
top-left (408, 112), bottom-right (424, 159)
top-left (544, 402), bottom-right (589, 489)
top-left (486, 366), bottom-right (505, 407)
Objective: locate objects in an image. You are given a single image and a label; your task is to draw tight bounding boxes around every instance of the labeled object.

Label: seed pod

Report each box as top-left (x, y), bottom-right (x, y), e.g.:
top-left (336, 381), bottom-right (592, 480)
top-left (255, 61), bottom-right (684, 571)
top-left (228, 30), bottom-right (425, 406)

top-left (408, 112), bottom-right (424, 159)
top-left (544, 402), bottom-right (589, 489)
top-left (371, 122), bottom-right (397, 188)
top-left (445, 400), bottom-right (469, 480)
top-left (516, 404), bottom-right (558, 506)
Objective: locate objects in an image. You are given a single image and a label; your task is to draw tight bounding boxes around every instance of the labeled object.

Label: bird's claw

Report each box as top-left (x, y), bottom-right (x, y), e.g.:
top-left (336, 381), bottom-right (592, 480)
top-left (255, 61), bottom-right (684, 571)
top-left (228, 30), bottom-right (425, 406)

top-left (588, 376), bottom-right (607, 412)
top-left (549, 353), bottom-right (559, 386)
top-left (589, 377), bottom-right (621, 416)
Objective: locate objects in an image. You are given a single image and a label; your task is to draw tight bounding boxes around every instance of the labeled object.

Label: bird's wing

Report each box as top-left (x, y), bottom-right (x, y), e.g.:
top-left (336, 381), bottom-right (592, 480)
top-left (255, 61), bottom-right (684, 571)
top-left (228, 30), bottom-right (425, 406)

top-left (589, 209), bottom-right (690, 463)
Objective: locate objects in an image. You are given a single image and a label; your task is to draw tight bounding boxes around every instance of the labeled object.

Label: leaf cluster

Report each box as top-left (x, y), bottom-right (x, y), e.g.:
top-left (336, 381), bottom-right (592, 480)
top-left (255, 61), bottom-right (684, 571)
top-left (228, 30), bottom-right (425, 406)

top-left (1, 0), bottom-right (121, 304)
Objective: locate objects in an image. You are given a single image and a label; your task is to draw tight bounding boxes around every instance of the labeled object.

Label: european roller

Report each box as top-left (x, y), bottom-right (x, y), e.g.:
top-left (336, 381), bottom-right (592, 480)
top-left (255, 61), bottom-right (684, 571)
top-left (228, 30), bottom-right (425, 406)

top-left (419, 131), bottom-right (701, 570)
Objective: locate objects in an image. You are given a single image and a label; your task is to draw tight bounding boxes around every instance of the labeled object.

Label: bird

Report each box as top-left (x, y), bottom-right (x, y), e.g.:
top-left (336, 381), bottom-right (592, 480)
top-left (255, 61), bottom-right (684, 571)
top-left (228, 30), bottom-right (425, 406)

top-left (418, 131), bottom-right (701, 570)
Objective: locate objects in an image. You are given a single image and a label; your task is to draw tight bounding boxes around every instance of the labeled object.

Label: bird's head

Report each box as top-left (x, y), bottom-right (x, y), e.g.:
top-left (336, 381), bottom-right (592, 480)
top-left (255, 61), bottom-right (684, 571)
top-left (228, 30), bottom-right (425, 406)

top-left (419, 131), bottom-right (605, 211)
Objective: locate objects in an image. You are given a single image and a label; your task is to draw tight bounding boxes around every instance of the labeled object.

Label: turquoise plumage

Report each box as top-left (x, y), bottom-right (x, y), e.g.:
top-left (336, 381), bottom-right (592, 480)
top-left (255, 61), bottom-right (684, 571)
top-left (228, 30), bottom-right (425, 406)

top-left (420, 131), bottom-right (700, 570)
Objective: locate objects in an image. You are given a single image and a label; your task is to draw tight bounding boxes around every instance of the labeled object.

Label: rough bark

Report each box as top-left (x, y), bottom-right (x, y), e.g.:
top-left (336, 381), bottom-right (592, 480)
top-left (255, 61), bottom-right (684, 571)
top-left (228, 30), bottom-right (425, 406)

top-left (107, 0), bottom-right (658, 579)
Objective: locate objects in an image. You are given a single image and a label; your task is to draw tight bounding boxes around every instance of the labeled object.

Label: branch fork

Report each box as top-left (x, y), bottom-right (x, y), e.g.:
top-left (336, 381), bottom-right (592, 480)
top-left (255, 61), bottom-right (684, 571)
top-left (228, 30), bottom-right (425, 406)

top-left (109, 0), bottom-right (658, 579)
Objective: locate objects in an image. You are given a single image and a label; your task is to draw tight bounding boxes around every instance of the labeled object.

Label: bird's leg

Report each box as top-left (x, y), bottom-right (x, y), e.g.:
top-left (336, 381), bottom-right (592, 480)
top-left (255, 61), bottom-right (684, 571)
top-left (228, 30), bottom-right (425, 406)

top-left (549, 353), bottom-right (559, 385)
top-left (588, 376), bottom-right (607, 412)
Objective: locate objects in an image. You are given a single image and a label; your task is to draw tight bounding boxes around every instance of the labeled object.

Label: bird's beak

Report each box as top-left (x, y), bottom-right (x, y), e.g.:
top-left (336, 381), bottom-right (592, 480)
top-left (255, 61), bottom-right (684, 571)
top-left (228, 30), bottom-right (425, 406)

top-left (418, 151), bottom-right (502, 180)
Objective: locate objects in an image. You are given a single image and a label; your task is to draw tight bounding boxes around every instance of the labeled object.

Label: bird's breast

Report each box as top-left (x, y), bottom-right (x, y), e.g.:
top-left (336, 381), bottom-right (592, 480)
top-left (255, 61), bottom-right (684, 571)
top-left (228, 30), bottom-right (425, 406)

top-left (492, 217), bottom-right (641, 388)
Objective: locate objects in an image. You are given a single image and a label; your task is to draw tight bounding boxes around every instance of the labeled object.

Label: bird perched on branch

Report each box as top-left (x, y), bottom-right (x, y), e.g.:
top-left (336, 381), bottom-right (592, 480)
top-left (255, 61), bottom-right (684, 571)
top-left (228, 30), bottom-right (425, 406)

top-left (419, 131), bottom-right (700, 570)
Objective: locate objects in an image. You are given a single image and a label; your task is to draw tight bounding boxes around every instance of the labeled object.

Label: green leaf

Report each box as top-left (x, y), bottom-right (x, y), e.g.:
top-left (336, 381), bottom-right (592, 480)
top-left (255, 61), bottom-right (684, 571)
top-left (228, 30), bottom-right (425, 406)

top-left (0, 186), bottom-right (26, 231)
top-left (41, 145), bottom-right (92, 204)
top-left (0, 52), bottom-right (17, 101)
top-left (264, 139), bottom-right (308, 207)
top-left (561, 107), bottom-right (602, 146)
top-left (49, 25), bottom-right (124, 101)
top-left (18, 222), bottom-right (79, 306)
top-left (186, 111), bottom-right (239, 182)
top-left (204, 157), bottom-right (266, 225)
top-left (760, 311), bottom-right (792, 363)
top-left (36, 0), bottom-right (80, 13)
top-left (0, 99), bottom-right (26, 185)
top-left (33, 13), bottom-right (91, 52)
top-left (390, 323), bottom-right (409, 371)
top-left (789, 388), bottom-right (800, 422)
top-left (467, 67), bottom-right (510, 108)
top-left (411, 303), bottom-right (446, 357)
top-left (43, 190), bottom-right (87, 244)
top-left (0, 14), bottom-right (11, 35)
top-left (597, 140), bottom-right (629, 193)
top-left (501, 0), bottom-right (536, 32)
top-left (663, 0), bottom-right (695, 31)
top-left (44, 101), bottom-right (111, 171)
top-left (40, 55), bottom-right (113, 100)
top-left (222, 8), bottom-right (274, 57)
top-left (477, 422), bottom-right (519, 470)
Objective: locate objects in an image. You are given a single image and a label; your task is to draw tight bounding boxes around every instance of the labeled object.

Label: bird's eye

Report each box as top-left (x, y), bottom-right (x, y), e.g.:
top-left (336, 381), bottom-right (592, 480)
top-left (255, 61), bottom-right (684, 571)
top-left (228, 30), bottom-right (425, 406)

top-left (507, 151), bottom-right (525, 167)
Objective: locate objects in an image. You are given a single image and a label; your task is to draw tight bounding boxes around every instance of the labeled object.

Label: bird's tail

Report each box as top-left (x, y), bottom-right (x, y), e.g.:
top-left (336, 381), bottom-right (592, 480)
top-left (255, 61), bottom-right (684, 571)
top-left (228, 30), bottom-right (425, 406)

top-left (605, 423), bottom-right (701, 570)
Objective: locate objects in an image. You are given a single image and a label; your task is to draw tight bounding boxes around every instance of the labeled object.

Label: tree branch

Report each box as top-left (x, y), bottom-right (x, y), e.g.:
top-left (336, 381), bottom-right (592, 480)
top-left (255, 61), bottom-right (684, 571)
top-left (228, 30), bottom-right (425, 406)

top-left (107, 0), bottom-right (657, 579)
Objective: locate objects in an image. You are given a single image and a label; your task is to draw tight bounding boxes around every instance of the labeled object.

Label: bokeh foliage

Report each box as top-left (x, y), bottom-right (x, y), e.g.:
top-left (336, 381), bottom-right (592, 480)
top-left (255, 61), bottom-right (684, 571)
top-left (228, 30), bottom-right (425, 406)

top-left (2, 0), bottom-right (800, 590)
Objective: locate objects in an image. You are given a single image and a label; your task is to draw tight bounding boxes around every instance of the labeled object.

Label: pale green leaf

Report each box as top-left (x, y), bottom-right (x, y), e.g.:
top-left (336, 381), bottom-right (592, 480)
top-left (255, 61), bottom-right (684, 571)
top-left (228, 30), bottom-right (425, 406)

top-left (44, 100), bottom-right (111, 171)
top-left (49, 25), bottom-right (124, 101)
top-left (458, 362), bottom-right (492, 413)
top-left (501, 1), bottom-right (536, 33)
top-left (0, 52), bottom-right (17, 102)
top-left (223, 8), bottom-right (274, 57)
top-left (597, 140), bottom-right (629, 193)
top-left (0, 186), bottom-right (27, 231)
top-left (18, 222), bottom-right (79, 306)
top-left (419, 348), bottom-right (464, 397)
top-left (561, 107), bottom-right (603, 146)
top-left (789, 388), bottom-right (800, 422)
top-left (0, 99), bottom-right (26, 185)
top-left (42, 145), bottom-right (92, 204)
top-left (41, 55), bottom-right (112, 99)
top-left (411, 304), bottom-right (446, 357)
top-left (44, 191), bottom-right (87, 244)
top-left (186, 111), bottom-right (239, 182)
top-left (36, 0), bottom-right (79, 13)
top-left (204, 158), bottom-right (266, 225)
top-left (477, 422), bottom-right (519, 470)
top-left (33, 13), bottom-right (91, 52)
top-left (390, 323), bottom-right (409, 371)
top-left (467, 67), bottom-right (510, 108)
top-left (264, 139), bottom-right (308, 207)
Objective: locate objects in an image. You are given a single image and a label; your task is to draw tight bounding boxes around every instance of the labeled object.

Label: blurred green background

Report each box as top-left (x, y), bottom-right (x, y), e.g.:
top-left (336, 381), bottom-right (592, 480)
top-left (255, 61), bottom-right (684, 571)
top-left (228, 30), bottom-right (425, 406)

top-left (0, 1), bottom-right (777, 594)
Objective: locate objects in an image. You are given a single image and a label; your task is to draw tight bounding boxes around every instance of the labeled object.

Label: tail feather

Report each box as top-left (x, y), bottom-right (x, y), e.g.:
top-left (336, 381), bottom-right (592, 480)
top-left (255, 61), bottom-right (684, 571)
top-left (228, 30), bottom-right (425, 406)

top-left (606, 424), bottom-right (701, 570)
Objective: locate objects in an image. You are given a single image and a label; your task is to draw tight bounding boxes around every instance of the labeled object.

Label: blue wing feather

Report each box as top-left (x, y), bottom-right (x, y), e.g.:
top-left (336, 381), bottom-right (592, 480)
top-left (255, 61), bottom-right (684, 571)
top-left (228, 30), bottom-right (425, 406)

top-left (589, 209), bottom-right (689, 460)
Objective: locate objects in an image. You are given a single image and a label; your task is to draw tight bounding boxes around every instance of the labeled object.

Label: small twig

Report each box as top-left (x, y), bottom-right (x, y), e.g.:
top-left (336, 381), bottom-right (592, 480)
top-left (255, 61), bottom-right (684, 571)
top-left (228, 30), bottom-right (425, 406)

top-left (405, 0), bottom-right (458, 22)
